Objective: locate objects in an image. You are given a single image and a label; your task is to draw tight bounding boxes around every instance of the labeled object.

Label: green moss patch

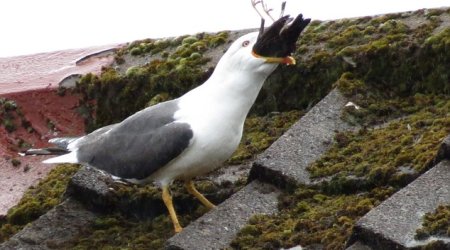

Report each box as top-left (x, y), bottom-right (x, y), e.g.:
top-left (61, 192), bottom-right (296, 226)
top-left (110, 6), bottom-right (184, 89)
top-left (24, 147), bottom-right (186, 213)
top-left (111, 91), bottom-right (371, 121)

top-left (0, 164), bottom-right (80, 243)
top-left (232, 93), bottom-right (450, 248)
top-left (0, 97), bottom-right (34, 138)
top-left (73, 201), bottom-right (213, 250)
top-left (228, 110), bottom-right (303, 164)
top-left (309, 95), bottom-right (450, 189)
top-left (0, 97), bottom-right (19, 133)
top-left (69, 214), bottom-right (175, 249)
top-left (260, 8), bottom-right (450, 117)
top-left (416, 204), bottom-right (450, 240)
top-left (0, 97), bottom-right (36, 153)
top-left (233, 74), bottom-right (450, 248)
top-left (232, 187), bottom-right (394, 249)
top-left (66, 204), bottom-right (209, 249)
top-left (116, 31), bottom-right (228, 60)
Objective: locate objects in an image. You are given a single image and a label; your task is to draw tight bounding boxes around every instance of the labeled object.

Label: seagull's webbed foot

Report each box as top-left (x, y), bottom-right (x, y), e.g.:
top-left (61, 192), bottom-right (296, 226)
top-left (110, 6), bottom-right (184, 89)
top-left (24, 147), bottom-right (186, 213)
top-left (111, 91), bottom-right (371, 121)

top-left (185, 180), bottom-right (216, 210)
top-left (162, 185), bottom-right (183, 233)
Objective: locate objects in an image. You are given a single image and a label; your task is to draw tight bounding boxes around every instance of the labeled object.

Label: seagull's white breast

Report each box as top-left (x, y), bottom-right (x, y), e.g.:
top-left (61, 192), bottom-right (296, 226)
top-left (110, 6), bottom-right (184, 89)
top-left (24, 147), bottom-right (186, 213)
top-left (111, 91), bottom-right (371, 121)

top-left (149, 84), bottom-right (246, 185)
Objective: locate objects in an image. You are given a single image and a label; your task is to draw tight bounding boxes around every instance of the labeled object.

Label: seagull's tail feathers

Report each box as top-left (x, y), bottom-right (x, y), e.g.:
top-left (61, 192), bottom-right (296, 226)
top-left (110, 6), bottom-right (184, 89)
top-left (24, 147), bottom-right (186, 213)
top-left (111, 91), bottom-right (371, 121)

top-left (24, 136), bottom-right (80, 157)
top-left (42, 151), bottom-right (79, 164)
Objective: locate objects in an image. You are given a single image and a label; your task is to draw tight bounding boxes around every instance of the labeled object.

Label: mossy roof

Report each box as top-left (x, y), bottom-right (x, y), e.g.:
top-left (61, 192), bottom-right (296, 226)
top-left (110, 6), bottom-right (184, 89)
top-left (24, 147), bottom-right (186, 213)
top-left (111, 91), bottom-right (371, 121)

top-left (2, 6), bottom-right (450, 249)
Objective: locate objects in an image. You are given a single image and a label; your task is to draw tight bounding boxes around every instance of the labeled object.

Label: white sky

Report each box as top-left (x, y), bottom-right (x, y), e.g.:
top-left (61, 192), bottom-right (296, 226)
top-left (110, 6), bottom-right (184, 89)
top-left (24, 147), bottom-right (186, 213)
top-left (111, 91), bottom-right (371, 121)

top-left (1, 0), bottom-right (450, 57)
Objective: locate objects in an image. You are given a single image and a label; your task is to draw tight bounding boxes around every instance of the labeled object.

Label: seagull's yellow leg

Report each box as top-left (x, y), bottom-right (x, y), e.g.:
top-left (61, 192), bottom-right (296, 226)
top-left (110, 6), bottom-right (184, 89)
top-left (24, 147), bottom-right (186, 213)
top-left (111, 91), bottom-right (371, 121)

top-left (185, 180), bottom-right (216, 210)
top-left (162, 185), bottom-right (182, 233)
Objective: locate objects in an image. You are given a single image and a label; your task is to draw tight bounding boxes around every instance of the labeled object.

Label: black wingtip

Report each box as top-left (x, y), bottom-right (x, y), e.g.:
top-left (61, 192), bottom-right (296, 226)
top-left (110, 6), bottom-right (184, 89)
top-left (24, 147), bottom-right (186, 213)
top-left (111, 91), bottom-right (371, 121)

top-left (24, 147), bottom-right (70, 156)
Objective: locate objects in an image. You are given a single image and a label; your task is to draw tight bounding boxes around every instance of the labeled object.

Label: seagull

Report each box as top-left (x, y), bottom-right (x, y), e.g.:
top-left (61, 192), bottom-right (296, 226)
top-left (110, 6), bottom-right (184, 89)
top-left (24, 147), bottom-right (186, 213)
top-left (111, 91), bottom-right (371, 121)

top-left (40, 14), bottom-right (310, 233)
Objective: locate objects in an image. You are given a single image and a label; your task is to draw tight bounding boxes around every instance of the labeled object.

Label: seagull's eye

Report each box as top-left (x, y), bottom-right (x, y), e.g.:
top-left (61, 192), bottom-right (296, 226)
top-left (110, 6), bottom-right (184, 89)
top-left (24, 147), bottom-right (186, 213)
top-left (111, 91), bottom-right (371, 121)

top-left (242, 40), bottom-right (250, 47)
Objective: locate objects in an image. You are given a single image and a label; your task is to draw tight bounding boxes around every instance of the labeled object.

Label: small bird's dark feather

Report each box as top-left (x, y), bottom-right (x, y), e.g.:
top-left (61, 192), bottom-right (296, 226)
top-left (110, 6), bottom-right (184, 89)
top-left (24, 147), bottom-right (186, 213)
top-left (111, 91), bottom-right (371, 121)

top-left (253, 14), bottom-right (311, 58)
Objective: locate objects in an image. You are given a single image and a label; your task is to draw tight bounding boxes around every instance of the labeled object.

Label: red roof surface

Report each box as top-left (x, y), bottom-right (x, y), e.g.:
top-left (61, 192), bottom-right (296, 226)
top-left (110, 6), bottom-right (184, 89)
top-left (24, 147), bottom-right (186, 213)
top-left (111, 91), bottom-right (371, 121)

top-left (0, 45), bottom-right (119, 215)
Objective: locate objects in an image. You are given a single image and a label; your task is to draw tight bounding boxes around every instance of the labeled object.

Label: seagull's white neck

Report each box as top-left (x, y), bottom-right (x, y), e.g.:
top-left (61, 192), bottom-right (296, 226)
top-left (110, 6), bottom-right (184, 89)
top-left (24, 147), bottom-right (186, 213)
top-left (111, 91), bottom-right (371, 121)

top-left (179, 62), bottom-right (276, 124)
top-left (209, 68), bottom-right (268, 107)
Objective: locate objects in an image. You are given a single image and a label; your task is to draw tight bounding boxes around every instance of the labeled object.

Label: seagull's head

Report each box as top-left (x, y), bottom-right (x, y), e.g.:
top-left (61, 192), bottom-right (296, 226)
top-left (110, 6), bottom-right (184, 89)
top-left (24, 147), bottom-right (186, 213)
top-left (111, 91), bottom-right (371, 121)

top-left (218, 14), bottom-right (310, 75)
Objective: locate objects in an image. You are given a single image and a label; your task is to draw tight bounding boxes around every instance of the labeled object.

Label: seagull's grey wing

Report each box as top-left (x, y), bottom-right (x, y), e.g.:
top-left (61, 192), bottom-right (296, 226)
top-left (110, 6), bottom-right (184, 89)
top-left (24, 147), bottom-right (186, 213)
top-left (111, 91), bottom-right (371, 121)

top-left (49, 124), bottom-right (118, 149)
top-left (75, 100), bottom-right (194, 180)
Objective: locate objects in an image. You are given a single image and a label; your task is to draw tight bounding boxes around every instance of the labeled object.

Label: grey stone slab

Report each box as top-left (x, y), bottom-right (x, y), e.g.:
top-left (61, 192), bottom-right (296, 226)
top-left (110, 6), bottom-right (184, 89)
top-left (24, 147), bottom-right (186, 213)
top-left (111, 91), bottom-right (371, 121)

top-left (68, 166), bottom-right (114, 199)
top-left (66, 166), bottom-right (165, 218)
top-left (349, 160), bottom-right (450, 249)
top-left (66, 167), bottom-right (149, 213)
top-left (433, 135), bottom-right (450, 165)
top-left (67, 167), bottom-right (194, 219)
top-left (250, 89), bottom-right (355, 187)
top-left (166, 180), bottom-right (281, 250)
top-left (68, 166), bottom-right (245, 219)
top-left (0, 198), bottom-right (97, 250)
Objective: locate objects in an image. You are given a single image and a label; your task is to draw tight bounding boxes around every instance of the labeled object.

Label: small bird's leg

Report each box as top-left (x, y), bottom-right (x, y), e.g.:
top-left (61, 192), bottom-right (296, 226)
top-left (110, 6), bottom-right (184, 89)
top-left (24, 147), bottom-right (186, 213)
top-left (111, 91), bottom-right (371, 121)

top-left (251, 0), bottom-right (275, 22)
top-left (279, 1), bottom-right (286, 18)
top-left (162, 185), bottom-right (182, 233)
top-left (258, 18), bottom-right (265, 40)
top-left (185, 180), bottom-right (216, 210)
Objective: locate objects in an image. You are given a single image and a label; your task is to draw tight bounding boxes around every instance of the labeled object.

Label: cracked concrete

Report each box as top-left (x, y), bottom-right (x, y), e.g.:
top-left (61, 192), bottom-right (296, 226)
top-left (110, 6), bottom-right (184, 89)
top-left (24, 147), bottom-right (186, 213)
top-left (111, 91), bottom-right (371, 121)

top-left (348, 159), bottom-right (450, 249)
top-left (250, 89), bottom-right (356, 188)
top-left (166, 180), bottom-right (280, 250)
top-left (0, 198), bottom-right (97, 250)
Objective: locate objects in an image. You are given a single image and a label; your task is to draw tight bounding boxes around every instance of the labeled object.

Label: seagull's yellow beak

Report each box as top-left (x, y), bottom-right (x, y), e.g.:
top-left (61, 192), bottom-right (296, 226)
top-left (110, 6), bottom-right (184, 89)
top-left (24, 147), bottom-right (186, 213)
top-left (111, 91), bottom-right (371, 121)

top-left (251, 51), bottom-right (296, 65)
